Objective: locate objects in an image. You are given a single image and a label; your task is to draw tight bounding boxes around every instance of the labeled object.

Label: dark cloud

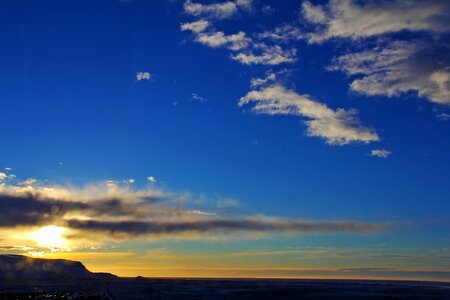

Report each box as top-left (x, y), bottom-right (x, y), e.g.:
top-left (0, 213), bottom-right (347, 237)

top-left (0, 193), bottom-right (161, 228)
top-left (0, 245), bottom-right (35, 251)
top-left (0, 193), bottom-right (87, 227)
top-left (65, 218), bottom-right (386, 237)
top-left (0, 191), bottom-right (388, 239)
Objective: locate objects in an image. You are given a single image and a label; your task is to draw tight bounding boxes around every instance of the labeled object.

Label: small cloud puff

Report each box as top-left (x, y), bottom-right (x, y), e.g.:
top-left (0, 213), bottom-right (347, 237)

top-left (370, 149), bottom-right (392, 158)
top-left (147, 176), bottom-right (157, 183)
top-left (136, 71), bottom-right (151, 81)
top-left (191, 93), bottom-right (206, 102)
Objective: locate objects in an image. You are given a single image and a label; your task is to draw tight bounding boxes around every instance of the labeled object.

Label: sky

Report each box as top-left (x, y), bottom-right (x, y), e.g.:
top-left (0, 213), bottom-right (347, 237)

top-left (0, 0), bottom-right (450, 281)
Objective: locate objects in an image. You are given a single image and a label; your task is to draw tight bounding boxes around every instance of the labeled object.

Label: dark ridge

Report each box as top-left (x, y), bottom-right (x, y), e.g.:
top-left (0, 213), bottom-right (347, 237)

top-left (0, 254), bottom-right (117, 281)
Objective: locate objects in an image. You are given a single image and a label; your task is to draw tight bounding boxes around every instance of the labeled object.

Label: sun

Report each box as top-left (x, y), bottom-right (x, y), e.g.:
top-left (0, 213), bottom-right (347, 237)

top-left (29, 225), bottom-right (69, 251)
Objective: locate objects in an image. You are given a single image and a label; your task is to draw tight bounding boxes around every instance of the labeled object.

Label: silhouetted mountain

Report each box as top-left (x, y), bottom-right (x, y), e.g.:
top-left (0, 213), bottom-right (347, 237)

top-left (0, 254), bottom-right (117, 281)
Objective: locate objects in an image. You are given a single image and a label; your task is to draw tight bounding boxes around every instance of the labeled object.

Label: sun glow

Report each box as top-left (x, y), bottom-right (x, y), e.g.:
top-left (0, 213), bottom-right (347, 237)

top-left (29, 225), bottom-right (70, 251)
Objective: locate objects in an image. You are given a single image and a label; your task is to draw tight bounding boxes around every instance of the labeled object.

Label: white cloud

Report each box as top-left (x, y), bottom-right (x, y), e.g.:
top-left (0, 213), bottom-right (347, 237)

top-left (239, 84), bottom-right (379, 145)
top-left (436, 112), bottom-right (450, 121)
top-left (329, 40), bottom-right (450, 104)
top-left (232, 45), bottom-right (296, 66)
top-left (181, 19), bottom-right (210, 33)
top-left (235, 0), bottom-right (252, 10)
top-left (184, 0), bottom-right (251, 20)
top-left (250, 69), bottom-right (290, 88)
top-left (147, 176), bottom-right (157, 183)
top-left (18, 178), bottom-right (38, 186)
top-left (301, 0), bottom-right (450, 43)
top-left (183, 23), bottom-right (296, 66)
top-left (251, 72), bottom-right (276, 88)
top-left (0, 171), bottom-right (16, 183)
top-left (181, 3), bottom-right (298, 67)
top-left (136, 71), bottom-right (151, 81)
top-left (124, 179), bottom-right (135, 184)
top-left (302, 1), bottom-right (328, 25)
top-left (370, 149), bottom-right (391, 158)
top-left (258, 24), bottom-right (303, 42)
top-left (191, 93), bottom-right (206, 102)
top-left (196, 30), bottom-right (250, 51)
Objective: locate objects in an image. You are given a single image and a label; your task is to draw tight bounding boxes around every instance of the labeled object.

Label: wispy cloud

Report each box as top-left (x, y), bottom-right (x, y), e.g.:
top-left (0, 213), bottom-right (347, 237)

top-left (293, 1), bottom-right (450, 105)
top-left (258, 24), bottom-right (303, 43)
top-left (436, 112), bottom-right (450, 121)
top-left (18, 178), bottom-right (38, 186)
top-left (180, 19), bottom-right (210, 33)
top-left (329, 40), bottom-right (450, 105)
top-left (301, 0), bottom-right (450, 43)
top-left (239, 84), bottom-right (379, 145)
top-left (370, 149), bottom-right (391, 158)
top-left (0, 245), bottom-right (35, 252)
top-left (191, 93), bottom-right (206, 102)
top-left (180, 10), bottom-right (296, 66)
top-left (231, 44), bottom-right (296, 66)
top-left (183, 0), bottom-right (251, 20)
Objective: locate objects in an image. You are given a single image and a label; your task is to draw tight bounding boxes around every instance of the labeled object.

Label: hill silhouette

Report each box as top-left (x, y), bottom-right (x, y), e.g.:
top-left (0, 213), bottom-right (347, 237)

top-left (0, 254), bottom-right (116, 281)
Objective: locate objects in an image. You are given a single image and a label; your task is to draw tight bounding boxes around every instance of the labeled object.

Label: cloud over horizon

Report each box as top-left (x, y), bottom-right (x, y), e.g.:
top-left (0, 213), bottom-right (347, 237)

top-left (0, 180), bottom-right (387, 243)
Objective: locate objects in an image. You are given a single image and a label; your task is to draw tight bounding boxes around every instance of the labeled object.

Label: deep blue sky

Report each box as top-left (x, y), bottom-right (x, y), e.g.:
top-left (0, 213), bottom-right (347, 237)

top-left (0, 0), bottom-right (449, 279)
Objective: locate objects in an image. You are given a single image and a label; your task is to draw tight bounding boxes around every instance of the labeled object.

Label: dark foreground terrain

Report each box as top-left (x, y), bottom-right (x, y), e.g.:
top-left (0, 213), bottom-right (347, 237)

top-left (1, 278), bottom-right (450, 299)
top-left (1, 255), bottom-right (450, 299)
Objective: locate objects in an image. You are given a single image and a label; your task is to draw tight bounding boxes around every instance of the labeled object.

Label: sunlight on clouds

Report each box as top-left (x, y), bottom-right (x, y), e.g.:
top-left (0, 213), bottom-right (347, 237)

top-left (29, 225), bottom-right (70, 252)
top-left (0, 175), bottom-right (386, 248)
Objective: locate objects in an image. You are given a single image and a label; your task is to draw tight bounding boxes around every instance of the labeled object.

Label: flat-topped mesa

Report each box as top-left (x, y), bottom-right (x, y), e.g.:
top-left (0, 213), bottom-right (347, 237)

top-left (0, 254), bottom-right (116, 280)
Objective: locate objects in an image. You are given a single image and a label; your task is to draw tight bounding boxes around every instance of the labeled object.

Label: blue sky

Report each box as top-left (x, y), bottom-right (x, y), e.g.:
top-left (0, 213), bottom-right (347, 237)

top-left (0, 0), bottom-right (450, 280)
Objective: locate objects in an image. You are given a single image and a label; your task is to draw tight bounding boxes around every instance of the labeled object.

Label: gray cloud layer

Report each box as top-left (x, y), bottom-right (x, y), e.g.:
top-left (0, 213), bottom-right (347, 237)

top-left (0, 187), bottom-right (387, 240)
top-left (66, 218), bottom-right (384, 237)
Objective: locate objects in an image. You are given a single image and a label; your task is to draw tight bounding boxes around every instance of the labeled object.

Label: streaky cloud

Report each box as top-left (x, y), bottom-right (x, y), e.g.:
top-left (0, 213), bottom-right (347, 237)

top-left (65, 218), bottom-right (385, 237)
top-left (0, 180), bottom-right (387, 241)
